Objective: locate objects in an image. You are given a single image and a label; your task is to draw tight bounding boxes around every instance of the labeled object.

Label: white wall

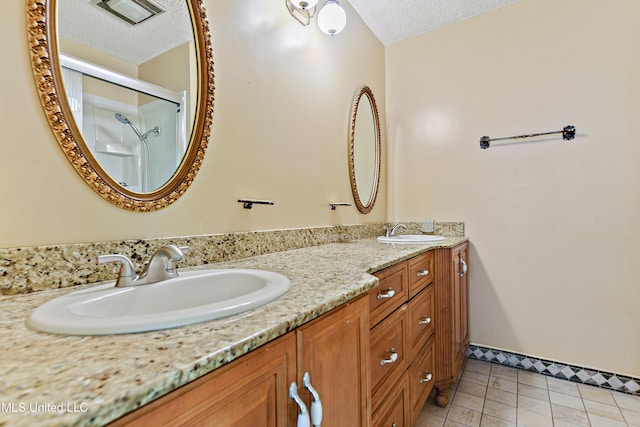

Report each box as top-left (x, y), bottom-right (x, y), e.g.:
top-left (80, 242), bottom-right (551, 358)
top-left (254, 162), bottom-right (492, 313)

top-left (1, 0), bottom-right (385, 247)
top-left (386, 0), bottom-right (640, 377)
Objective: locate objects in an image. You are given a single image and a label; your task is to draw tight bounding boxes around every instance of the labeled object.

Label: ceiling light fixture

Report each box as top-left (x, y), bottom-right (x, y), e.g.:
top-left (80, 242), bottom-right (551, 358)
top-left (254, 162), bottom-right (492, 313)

top-left (286, 0), bottom-right (346, 36)
top-left (96, 0), bottom-right (164, 26)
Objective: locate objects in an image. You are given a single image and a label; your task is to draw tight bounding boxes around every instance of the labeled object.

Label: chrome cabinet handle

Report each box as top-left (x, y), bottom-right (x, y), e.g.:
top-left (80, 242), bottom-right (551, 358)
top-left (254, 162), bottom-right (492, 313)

top-left (380, 348), bottom-right (399, 366)
top-left (419, 317), bottom-right (432, 325)
top-left (290, 382), bottom-right (311, 427)
top-left (416, 269), bottom-right (429, 277)
top-left (460, 259), bottom-right (467, 277)
top-left (377, 287), bottom-right (396, 300)
top-left (303, 372), bottom-right (323, 427)
top-left (420, 371), bottom-right (433, 383)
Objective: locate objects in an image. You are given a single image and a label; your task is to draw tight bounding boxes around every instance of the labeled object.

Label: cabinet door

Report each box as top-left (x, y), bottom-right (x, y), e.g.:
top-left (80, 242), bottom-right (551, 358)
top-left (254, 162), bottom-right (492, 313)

top-left (434, 242), bottom-right (469, 407)
top-left (296, 296), bottom-right (370, 427)
top-left (109, 332), bottom-right (296, 427)
top-left (452, 243), bottom-right (469, 377)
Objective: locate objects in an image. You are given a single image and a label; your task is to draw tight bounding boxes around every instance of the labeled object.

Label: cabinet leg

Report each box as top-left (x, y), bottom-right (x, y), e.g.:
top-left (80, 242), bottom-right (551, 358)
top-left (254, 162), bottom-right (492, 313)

top-left (434, 386), bottom-right (449, 408)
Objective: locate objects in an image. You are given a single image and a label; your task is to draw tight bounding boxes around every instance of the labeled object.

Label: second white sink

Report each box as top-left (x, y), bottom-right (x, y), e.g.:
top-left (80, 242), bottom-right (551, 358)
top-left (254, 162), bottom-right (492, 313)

top-left (27, 269), bottom-right (290, 335)
top-left (377, 235), bottom-right (446, 244)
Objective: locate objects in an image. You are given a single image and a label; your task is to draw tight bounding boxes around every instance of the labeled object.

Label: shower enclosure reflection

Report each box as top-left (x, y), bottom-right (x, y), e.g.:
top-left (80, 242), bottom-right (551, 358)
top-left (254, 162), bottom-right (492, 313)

top-left (61, 57), bottom-right (187, 193)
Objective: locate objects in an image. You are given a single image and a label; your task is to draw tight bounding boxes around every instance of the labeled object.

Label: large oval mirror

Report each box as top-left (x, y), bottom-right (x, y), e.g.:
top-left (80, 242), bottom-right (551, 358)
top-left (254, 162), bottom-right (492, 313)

top-left (27, 0), bottom-right (214, 211)
top-left (348, 85), bottom-right (381, 214)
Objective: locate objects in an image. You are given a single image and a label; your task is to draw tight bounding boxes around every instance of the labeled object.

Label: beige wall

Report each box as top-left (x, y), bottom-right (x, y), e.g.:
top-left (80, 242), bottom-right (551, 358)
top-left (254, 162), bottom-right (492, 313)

top-left (1, 0), bottom-right (386, 247)
top-left (5, 0), bottom-right (638, 378)
top-left (386, 0), bottom-right (640, 376)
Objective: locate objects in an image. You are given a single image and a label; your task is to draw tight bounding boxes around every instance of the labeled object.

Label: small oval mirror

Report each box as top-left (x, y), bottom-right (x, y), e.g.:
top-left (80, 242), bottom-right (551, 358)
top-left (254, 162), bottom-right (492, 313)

top-left (27, 0), bottom-right (214, 211)
top-left (349, 85), bottom-right (381, 214)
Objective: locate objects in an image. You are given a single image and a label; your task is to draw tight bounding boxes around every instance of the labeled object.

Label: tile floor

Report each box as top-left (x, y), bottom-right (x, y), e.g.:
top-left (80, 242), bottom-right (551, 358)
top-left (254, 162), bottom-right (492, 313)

top-left (416, 359), bottom-right (640, 426)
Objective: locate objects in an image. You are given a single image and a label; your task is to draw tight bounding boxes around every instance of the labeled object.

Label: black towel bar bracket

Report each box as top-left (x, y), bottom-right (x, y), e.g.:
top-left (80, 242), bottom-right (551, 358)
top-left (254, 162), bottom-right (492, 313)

top-left (238, 199), bottom-right (275, 209)
top-left (480, 125), bottom-right (576, 149)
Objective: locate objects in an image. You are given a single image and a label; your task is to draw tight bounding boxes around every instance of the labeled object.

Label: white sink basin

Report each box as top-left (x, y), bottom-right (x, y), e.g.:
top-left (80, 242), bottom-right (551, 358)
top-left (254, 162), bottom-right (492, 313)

top-left (27, 269), bottom-right (290, 335)
top-left (377, 235), bottom-right (446, 244)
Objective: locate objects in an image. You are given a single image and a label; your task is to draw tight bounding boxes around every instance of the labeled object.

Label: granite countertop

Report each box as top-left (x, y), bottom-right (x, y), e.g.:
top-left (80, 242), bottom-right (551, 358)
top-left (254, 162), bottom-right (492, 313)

top-left (0, 236), bottom-right (467, 427)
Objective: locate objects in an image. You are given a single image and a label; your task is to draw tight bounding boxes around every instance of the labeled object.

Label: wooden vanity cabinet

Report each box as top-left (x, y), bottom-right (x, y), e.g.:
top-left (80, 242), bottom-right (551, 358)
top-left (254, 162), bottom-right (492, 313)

top-left (109, 296), bottom-right (369, 427)
top-left (434, 242), bottom-right (469, 407)
top-left (108, 242), bottom-right (468, 426)
top-left (369, 251), bottom-right (436, 426)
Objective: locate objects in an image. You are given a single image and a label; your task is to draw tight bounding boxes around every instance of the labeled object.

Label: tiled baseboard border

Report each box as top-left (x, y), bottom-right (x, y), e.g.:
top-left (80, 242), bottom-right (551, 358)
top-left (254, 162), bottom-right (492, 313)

top-left (468, 344), bottom-right (640, 396)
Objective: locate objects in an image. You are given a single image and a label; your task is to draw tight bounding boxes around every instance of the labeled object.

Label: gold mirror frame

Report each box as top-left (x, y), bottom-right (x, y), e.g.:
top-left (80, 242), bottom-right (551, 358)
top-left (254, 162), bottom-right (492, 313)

top-left (348, 85), bottom-right (381, 214)
top-left (26, 0), bottom-right (214, 212)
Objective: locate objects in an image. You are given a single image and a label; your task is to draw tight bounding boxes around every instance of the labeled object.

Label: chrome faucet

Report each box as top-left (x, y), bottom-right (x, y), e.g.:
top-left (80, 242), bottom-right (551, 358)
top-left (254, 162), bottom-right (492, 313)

top-left (98, 245), bottom-right (188, 287)
top-left (383, 223), bottom-right (408, 238)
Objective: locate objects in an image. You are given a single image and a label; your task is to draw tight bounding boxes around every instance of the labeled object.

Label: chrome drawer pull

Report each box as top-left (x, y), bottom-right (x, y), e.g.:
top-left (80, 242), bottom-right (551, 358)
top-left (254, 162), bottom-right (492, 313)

top-left (420, 371), bottom-right (433, 383)
top-left (416, 269), bottom-right (429, 277)
top-left (380, 349), bottom-right (398, 366)
top-left (376, 288), bottom-right (395, 300)
top-left (418, 317), bottom-right (432, 325)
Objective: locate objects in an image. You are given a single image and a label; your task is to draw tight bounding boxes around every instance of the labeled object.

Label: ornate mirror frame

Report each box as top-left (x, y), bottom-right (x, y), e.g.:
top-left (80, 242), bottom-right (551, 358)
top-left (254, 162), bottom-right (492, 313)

top-left (26, 0), bottom-right (214, 212)
top-left (348, 85), bottom-right (381, 214)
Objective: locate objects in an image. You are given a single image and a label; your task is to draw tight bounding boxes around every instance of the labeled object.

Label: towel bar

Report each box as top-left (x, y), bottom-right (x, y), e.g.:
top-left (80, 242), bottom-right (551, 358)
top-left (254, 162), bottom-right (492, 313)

top-left (480, 125), bottom-right (575, 149)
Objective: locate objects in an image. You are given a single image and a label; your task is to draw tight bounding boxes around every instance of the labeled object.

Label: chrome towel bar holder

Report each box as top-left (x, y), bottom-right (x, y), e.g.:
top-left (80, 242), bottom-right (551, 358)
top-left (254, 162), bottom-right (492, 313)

top-left (480, 125), bottom-right (576, 149)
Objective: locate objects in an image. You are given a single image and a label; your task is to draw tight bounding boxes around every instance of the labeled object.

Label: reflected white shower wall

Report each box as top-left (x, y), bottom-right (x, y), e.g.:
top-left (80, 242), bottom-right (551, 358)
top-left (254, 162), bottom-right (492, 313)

top-left (140, 100), bottom-right (180, 191)
top-left (82, 95), bottom-right (179, 192)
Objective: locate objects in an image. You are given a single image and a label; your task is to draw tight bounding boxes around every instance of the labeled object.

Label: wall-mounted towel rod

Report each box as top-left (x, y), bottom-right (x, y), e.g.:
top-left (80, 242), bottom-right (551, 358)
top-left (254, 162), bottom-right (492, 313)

top-left (238, 199), bottom-right (275, 209)
top-left (480, 125), bottom-right (575, 149)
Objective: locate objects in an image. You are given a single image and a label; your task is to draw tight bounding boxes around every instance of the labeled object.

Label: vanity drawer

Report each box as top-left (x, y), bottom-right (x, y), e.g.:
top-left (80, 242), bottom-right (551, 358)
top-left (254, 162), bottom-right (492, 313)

top-left (408, 336), bottom-right (435, 425)
top-left (407, 251), bottom-right (434, 298)
top-left (370, 304), bottom-right (409, 410)
top-left (370, 262), bottom-right (408, 327)
top-left (407, 285), bottom-right (435, 360)
top-left (371, 374), bottom-right (411, 427)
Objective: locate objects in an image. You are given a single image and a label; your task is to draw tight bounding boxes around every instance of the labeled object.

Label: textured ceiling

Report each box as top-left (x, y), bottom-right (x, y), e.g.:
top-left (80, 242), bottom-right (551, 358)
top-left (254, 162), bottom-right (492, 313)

top-left (58, 0), bottom-right (524, 65)
top-left (58, 0), bottom-right (193, 65)
top-left (347, 0), bottom-right (524, 45)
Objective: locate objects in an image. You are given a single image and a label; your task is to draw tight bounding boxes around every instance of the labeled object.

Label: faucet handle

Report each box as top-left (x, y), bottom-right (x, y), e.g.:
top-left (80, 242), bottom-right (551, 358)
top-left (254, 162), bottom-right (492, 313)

top-left (166, 245), bottom-right (188, 272)
top-left (98, 254), bottom-right (137, 287)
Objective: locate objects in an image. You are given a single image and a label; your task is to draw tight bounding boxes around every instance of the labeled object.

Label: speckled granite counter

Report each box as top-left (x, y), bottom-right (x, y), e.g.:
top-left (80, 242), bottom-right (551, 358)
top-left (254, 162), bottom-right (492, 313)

top-left (0, 236), bottom-right (467, 427)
